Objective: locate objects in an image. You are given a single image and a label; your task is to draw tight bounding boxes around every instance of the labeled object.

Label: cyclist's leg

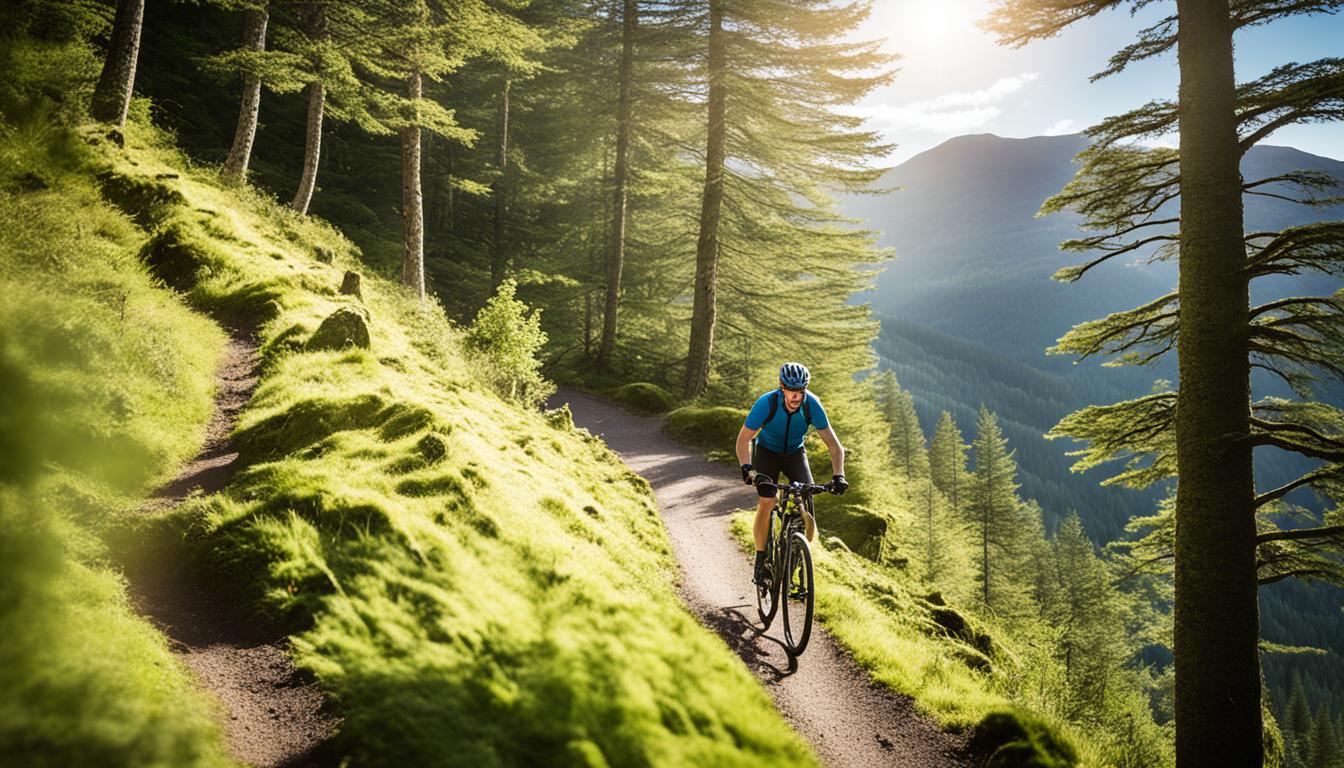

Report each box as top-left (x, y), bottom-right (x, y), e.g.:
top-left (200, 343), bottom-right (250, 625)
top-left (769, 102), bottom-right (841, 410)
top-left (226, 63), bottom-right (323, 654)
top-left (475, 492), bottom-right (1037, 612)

top-left (782, 447), bottom-right (816, 541)
top-left (751, 445), bottom-right (783, 550)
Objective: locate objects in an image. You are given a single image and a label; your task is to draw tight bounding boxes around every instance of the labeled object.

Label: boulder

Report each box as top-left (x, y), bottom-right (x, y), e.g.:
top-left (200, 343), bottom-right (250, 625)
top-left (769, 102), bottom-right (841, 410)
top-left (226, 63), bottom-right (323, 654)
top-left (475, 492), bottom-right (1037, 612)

top-left (306, 306), bottom-right (371, 351)
top-left (340, 270), bottom-right (362, 300)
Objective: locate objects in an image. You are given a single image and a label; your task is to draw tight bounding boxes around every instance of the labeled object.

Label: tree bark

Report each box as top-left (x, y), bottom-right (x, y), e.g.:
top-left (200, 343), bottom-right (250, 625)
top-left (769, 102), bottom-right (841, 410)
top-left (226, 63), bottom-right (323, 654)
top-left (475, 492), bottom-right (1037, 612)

top-left (290, 80), bottom-right (325, 214)
top-left (597, 0), bottom-right (636, 371)
top-left (290, 5), bottom-right (327, 215)
top-left (490, 80), bottom-right (511, 292)
top-left (90, 0), bottom-right (146, 129)
top-left (222, 7), bottom-right (269, 182)
top-left (1173, 1), bottom-right (1261, 765)
top-left (683, 0), bottom-right (725, 399)
top-left (402, 69), bottom-right (426, 300)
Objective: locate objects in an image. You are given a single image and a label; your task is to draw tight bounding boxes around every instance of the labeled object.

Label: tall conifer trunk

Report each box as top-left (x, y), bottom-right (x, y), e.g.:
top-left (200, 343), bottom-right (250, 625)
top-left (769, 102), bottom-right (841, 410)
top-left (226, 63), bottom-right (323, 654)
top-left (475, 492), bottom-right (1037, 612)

top-left (402, 69), bottom-right (426, 300)
top-left (490, 80), bottom-right (511, 291)
top-left (290, 4), bottom-right (327, 215)
top-left (1173, 1), bottom-right (1260, 764)
top-left (222, 7), bottom-right (269, 181)
top-left (90, 0), bottom-right (145, 129)
top-left (684, 0), bottom-right (725, 399)
top-left (597, 0), bottom-right (636, 370)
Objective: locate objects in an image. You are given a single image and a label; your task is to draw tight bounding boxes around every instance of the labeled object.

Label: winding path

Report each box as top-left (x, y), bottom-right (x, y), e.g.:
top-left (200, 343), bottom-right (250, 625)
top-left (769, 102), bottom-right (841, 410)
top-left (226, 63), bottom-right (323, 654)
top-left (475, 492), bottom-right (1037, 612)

top-left (552, 388), bottom-right (977, 768)
top-left (127, 336), bottom-right (338, 768)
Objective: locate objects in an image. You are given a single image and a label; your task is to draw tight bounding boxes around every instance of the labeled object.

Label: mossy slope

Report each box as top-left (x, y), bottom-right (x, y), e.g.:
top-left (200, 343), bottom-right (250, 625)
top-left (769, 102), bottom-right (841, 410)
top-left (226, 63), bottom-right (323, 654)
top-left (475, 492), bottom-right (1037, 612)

top-left (1, 113), bottom-right (230, 766)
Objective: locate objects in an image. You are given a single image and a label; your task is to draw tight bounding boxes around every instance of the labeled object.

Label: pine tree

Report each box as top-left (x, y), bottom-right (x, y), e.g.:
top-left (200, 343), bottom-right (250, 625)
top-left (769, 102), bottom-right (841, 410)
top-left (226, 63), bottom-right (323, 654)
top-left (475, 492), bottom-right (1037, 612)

top-left (914, 475), bottom-right (954, 586)
top-left (1312, 704), bottom-right (1338, 768)
top-left (681, 0), bottom-right (896, 398)
top-left (989, 1), bottom-right (1344, 762)
top-left (967, 405), bottom-right (1030, 614)
top-left (221, 3), bottom-right (270, 180)
top-left (873, 370), bottom-right (928, 479)
top-left (1288, 674), bottom-right (1315, 768)
top-left (89, 0), bottom-right (145, 129)
top-left (289, 2), bottom-right (330, 214)
top-left (362, 0), bottom-right (544, 299)
top-left (594, 0), bottom-right (636, 370)
top-left (682, 0), bottom-right (725, 399)
top-left (930, 409), bottom-right (969, 513)
top-left (1045, 513), bottom-right (1129, 722)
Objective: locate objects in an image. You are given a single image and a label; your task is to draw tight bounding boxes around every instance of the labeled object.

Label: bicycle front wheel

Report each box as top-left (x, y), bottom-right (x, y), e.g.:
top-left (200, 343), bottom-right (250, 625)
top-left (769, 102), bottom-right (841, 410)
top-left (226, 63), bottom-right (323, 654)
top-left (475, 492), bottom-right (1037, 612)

top-left (781, 531), bottom-right (814, 656)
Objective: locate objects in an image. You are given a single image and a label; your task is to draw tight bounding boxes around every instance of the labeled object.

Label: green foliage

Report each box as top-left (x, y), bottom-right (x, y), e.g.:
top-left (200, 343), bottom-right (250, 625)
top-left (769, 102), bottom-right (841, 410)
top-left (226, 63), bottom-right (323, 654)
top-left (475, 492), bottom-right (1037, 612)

top-left (612, 382), bottom-right (677, 414)
top-left (465, 277), bottom-right (554, 407)
top-left (970, 710), bottom-right (1079, 768)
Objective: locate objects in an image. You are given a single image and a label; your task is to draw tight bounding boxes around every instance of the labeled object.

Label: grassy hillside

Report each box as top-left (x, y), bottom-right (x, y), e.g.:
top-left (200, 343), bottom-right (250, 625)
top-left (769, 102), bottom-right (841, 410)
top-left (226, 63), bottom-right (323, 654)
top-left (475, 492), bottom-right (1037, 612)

top-left (1, 96), bottom-right (232, 765)
top-left (1, 86), bottom-right (814, 768)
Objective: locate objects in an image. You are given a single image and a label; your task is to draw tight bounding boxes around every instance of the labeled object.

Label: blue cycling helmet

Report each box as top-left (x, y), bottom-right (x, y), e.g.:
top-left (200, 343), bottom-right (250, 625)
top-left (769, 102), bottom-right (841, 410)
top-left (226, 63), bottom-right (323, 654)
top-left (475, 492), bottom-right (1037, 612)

top-left (779, 362), bottom-right (810, 390)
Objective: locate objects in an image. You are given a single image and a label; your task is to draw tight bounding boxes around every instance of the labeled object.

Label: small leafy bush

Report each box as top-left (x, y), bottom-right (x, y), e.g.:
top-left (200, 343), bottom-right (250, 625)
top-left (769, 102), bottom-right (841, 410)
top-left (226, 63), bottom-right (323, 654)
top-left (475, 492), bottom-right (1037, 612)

top-left (464, 278), bottom-right (554, 408)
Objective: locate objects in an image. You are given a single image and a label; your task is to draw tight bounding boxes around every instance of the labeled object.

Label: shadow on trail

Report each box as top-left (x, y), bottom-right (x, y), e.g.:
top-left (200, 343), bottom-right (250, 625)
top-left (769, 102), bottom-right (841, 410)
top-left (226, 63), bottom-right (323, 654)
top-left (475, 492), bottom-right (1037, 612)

top-left (699, 604), bottom-right (798, 682)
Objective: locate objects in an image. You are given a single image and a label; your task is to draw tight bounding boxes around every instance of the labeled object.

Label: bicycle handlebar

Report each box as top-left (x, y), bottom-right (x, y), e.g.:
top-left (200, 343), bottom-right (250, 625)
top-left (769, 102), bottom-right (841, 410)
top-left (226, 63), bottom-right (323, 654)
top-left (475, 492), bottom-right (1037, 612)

top-left (753, 475), bottom-right (836, 495)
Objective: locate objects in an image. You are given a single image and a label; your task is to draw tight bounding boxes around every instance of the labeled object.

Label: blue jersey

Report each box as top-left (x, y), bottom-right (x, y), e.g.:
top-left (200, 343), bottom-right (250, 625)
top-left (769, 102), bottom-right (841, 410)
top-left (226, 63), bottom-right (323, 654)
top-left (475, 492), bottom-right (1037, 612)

top-left (744, 390), bottom-right (829, 453)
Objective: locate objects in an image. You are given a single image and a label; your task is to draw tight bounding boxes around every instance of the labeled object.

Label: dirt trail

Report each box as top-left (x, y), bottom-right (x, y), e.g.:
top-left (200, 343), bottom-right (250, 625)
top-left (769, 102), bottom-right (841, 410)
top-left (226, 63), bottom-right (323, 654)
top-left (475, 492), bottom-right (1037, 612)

top-left (128, 336), bottom-right (338, 768)
top-left (553, 388), bottom-right (977, 768)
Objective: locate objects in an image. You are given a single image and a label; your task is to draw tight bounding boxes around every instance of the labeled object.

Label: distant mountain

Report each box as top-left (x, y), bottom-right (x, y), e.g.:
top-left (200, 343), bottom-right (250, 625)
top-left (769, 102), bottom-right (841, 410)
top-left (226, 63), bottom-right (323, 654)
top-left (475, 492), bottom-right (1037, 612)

top-left (846, 134), bottom-right (1344, 372)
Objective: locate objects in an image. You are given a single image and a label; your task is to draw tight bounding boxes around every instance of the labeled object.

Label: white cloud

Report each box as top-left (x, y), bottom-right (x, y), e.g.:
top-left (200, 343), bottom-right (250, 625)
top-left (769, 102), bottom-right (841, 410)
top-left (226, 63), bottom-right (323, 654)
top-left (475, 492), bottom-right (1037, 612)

top-left (851, 73), bottom-right (1041, 134)
top-left (1042, 119), bottom-right (1077, 136)
top-left (918, 73), bottom-right (1041, 109)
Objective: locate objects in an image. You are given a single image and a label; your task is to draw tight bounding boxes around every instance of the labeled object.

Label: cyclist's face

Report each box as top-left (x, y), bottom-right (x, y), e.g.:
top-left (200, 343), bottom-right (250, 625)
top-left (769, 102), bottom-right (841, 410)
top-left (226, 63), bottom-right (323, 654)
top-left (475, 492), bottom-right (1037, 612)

top-left (780, 384), bottom-right (805, 410)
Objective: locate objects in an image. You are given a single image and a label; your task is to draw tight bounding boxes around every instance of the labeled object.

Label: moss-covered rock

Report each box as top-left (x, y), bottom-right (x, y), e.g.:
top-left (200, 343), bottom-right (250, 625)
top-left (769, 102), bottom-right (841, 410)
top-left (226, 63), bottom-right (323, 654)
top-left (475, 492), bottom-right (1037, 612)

top-left (307, 306), bottom-right (370, 351)
top-left (825, 504), bottom-right (888, 562)
top-left (970, 710), bottom-right (1078, 768)
top-left (415, 432), bottom-right (450, 464)
top-left (613, 382), bottom-right (677, 413)
top-left (138, 221), bottom-right (216, 290)
top-left (96, 169), bottom-right (184, 227)
top-left (665, 405), bottom-right (747, 451)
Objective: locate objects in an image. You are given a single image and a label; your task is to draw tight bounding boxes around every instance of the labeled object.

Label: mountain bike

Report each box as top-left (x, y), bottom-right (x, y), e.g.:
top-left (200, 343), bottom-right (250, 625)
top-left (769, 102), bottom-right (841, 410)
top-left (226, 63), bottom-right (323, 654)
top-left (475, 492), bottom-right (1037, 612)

top-left (753, 476), bottom-right (835, 657)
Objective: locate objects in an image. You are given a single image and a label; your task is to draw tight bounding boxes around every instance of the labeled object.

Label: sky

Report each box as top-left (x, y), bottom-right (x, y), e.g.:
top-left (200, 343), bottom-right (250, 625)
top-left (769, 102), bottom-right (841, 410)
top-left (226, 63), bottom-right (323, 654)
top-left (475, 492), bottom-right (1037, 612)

top-left (852, 1), bottom-right (1344, 165)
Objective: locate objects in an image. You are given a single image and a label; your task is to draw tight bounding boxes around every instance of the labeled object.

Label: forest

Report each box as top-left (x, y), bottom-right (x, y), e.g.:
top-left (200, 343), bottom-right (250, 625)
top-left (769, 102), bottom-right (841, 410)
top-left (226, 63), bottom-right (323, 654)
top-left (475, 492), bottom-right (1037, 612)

top-left (1, 0), bottom-right (1342, 767)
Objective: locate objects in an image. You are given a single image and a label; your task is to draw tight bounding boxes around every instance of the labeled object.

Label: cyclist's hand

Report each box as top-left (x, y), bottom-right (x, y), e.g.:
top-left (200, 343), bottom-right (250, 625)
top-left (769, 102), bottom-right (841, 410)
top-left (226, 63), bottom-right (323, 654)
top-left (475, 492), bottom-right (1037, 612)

top-left (741, 463), bottom-right (754, 485)
top-left (831, 474), bottom-right (848, 495)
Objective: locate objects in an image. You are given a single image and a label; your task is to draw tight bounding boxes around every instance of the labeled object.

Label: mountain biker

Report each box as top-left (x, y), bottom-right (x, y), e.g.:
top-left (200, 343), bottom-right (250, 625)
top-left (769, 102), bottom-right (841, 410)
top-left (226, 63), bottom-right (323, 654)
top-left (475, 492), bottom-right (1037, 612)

top-left (735, 362), bottom-right (848, 586)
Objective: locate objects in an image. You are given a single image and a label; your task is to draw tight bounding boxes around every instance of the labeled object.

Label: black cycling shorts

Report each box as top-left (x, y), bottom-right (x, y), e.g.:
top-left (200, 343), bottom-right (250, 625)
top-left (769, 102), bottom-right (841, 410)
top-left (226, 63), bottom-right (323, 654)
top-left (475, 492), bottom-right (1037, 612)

top-left (751, 442), bottom-right (812, 498)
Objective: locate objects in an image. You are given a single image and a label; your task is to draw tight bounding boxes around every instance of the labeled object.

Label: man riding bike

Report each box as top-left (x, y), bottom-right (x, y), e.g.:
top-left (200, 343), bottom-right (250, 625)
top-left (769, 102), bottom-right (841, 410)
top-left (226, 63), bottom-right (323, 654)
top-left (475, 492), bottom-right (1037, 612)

top-left (735, 362), bottom-right (848, 586)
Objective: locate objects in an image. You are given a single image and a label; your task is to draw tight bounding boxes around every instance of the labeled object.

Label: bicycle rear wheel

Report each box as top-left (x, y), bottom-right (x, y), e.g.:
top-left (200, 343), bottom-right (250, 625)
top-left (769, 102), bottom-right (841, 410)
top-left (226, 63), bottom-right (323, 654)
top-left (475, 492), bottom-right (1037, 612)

top-left (756, 512), bottom-right (780, 628)
top-left (781, 531), bottom-right (814, 656)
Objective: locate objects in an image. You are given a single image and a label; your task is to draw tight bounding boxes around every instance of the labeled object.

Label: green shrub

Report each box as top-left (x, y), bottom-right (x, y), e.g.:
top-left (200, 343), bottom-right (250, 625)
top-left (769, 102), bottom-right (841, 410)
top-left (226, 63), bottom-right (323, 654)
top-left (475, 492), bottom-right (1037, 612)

top-left (664, 406), bottom-right (747, 452)
top-left (613, 382), bottom-right (677, 414)
top-left (464, 278), bottom-right (554, 408)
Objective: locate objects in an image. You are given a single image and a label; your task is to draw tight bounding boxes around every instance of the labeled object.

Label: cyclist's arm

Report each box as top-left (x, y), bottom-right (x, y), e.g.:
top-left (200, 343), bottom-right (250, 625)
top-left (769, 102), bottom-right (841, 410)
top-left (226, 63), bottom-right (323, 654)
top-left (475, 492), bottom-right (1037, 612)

top-left (816, 426), bottom-right (846, 476)
top-left (736, 425), bottom-right (760, 467)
